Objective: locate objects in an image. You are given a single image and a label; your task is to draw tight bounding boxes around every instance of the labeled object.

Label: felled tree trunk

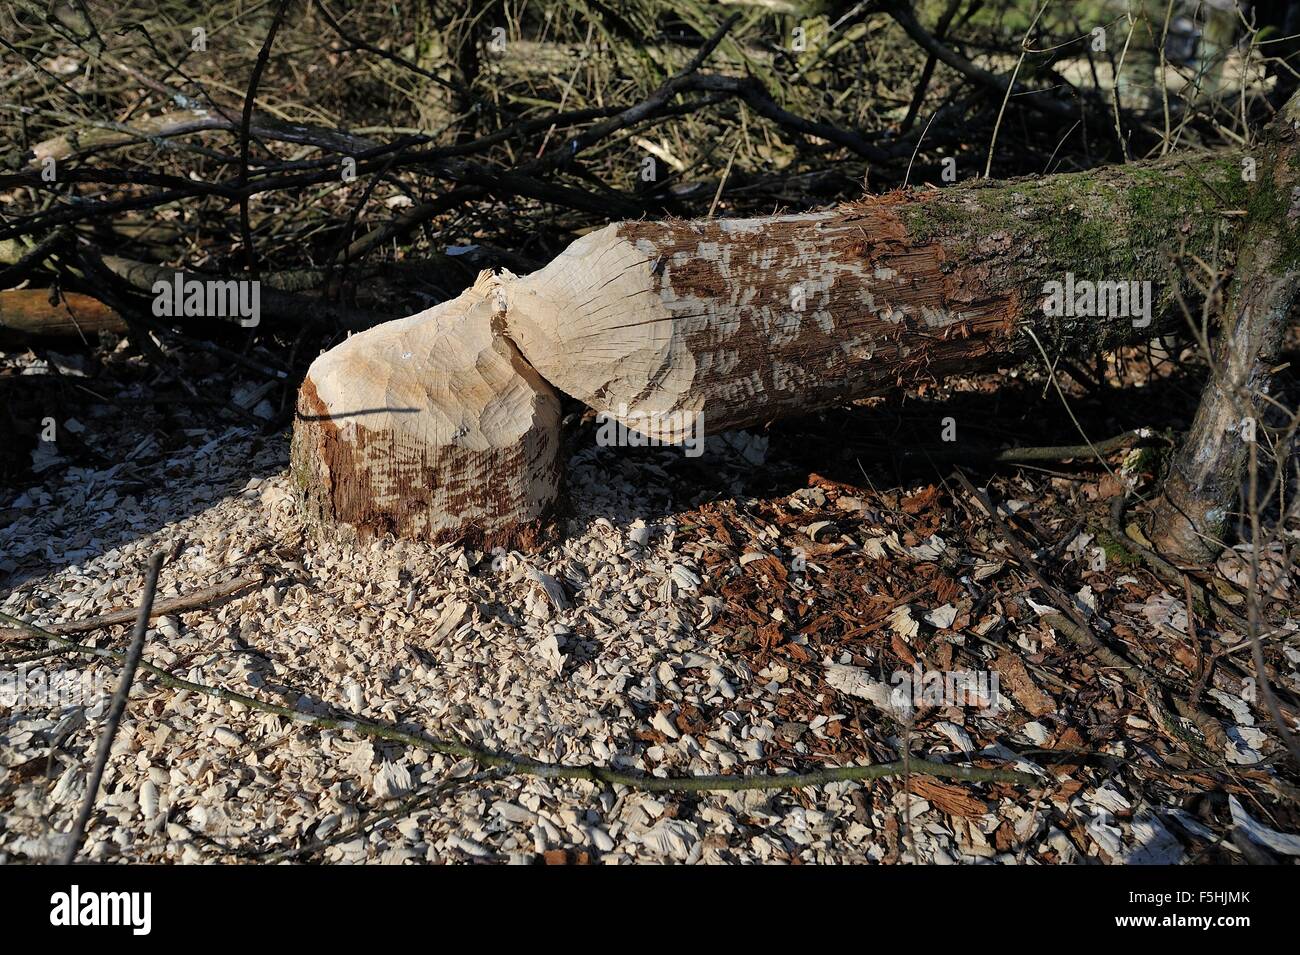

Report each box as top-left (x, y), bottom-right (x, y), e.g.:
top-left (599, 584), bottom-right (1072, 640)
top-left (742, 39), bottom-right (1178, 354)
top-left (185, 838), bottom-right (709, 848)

top-left (294, 153), bottom-right (1246, 545)
top-left (505, 157), bottom-right (1239, 436)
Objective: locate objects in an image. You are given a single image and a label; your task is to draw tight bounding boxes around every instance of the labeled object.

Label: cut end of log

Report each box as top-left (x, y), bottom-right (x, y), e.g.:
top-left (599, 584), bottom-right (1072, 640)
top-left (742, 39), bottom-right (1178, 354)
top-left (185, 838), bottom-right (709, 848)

top-left (291, 271), bottom-right (563, 548)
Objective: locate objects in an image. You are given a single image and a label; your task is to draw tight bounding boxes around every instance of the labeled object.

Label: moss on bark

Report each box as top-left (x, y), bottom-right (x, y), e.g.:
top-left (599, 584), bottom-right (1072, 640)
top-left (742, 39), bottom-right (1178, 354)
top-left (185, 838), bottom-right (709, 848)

top-left (900, 154), bottom-right (1248, 357)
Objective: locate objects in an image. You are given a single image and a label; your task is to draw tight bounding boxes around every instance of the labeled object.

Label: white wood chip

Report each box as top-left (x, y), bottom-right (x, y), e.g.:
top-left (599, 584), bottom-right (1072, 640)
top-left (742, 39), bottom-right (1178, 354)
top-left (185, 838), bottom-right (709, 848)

top-left (1229, 796), bottom-right (1300, 856)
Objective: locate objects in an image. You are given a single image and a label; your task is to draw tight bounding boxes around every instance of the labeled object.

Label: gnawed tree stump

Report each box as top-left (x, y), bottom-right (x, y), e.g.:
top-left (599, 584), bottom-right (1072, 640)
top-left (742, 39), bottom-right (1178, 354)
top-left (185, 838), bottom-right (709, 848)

top-left (295, 154), bottom-right (1246, 544)
top-left (292, 271), bottom-right (561, 546)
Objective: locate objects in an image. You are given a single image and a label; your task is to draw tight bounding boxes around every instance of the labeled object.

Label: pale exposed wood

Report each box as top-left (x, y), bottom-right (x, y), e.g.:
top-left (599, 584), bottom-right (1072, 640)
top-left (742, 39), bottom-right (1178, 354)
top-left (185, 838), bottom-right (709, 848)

top-left (292, 271), bottom-right (561, 546)
top-left (505, 209), bottom-right (1000, 440)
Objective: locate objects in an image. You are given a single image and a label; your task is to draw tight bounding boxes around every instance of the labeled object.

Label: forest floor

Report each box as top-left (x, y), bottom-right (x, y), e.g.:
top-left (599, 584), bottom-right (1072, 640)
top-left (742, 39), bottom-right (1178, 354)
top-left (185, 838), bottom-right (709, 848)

top-left (2, 335), bottom-right (1298, 864)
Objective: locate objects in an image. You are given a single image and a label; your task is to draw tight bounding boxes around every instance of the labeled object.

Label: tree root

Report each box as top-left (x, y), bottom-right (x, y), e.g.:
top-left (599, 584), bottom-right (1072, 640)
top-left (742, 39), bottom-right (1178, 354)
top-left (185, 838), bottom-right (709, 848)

top-left (954, 469), bottom-right (1232, 769)
top-left (1042, 612), bottom-right (1227, 768)
top-left (1106, 496), bottom-right (1253, 634)
top-left (1095, 496), bottom-right (1300, 771)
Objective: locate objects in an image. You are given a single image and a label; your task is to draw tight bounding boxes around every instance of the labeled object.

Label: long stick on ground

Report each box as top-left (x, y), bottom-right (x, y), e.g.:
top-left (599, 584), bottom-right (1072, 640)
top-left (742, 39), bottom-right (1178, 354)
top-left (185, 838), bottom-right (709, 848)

top-left (0, 610), bottom-right (1038, 795)
top-left (58, 550), bottom-right (165, 865)
top-left (50, 569), bottom-right (263, 634)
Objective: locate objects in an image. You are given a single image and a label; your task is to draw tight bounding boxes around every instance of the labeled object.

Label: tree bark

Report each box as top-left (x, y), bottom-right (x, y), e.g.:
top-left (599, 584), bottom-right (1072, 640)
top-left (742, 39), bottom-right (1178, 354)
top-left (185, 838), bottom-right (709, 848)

top-left (294, 152), bottom-right (1247, 545)
top-left (1150, 96), bottom-right (1300, 562)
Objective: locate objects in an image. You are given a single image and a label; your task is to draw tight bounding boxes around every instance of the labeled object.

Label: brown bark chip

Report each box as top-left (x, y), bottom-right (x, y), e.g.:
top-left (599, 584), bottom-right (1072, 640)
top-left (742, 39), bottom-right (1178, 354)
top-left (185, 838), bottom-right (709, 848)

top-left (994, 648), bottom-right (1055, 717)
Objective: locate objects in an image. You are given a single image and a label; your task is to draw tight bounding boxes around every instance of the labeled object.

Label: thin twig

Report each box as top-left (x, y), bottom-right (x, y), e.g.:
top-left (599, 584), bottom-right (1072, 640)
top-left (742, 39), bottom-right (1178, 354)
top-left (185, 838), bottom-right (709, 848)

top-left (985, 1), bottom-right (1049, 178)
top-left (953, 468), bottom-right (1098, 641)
top-left (1110, 8), bottom-right (1137, 162)
top-left (1245, 410), bottom-right (1300, 767)
top-left (236, 0), bottom-right (294, 280)
top-left (260, 770), bottom-right (503, 863)
top-left (992, 429), bottom-right (1149, 463)
top-left (45, 570), bottom-right (264, 635)
top-left (58, 550), bottom-right (165, 865)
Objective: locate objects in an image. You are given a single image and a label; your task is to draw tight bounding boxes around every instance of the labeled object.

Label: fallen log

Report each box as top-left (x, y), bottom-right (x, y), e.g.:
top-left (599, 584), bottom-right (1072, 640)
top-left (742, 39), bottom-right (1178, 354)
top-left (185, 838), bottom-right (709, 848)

top-left (294, 154), bottom-right (1246, 545)
top-left (0, 289), bottom-right (127, 342)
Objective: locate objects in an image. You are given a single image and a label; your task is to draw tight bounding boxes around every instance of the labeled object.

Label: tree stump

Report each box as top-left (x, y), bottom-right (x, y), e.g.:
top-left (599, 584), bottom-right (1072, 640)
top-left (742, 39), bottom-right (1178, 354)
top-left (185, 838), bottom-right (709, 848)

top-left (292, 271), bottom-right (562, 547)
